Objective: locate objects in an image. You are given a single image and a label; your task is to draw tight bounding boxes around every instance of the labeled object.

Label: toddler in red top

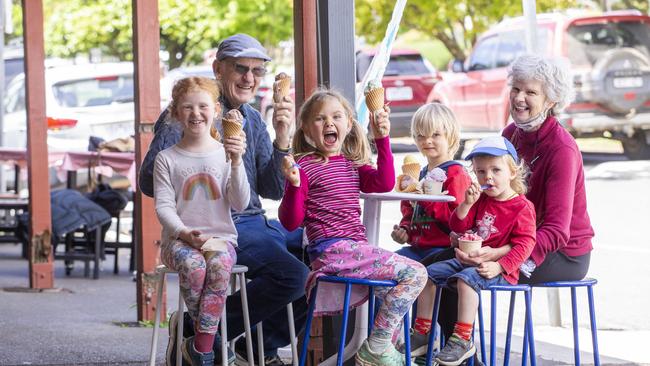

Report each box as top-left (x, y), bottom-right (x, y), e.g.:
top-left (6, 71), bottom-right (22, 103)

top-left (391, 103), bottom-right (471, 261)
top-left (416, 136), bottom-right (536, 365)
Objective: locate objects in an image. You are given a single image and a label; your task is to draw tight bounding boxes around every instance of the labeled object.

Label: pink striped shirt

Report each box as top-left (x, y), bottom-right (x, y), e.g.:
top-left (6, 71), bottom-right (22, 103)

top-left (279, 137), bottom-right (395, 243)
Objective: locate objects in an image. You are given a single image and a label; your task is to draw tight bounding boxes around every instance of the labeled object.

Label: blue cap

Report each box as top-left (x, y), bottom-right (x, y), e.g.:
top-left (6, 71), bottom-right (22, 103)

top-left (216, 34), bottom-right (271, 62)
top-left (465, 136), bottom-right (519, 163)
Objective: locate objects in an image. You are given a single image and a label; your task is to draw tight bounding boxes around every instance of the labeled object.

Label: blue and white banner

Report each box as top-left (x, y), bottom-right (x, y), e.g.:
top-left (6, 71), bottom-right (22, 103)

top-left (355, 0), bottom-right (408, 129)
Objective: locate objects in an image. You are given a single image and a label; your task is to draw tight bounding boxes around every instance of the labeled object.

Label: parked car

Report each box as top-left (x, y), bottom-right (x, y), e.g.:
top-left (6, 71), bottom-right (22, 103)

top-left (357, 48), bottom-right (441, 136)
top-left (2, 46), bottom-right (24, 88)
top-left (428, 10), bottom-right (650, 159)
top-left (159, 64), bottom-right (215, 107)
top-left (2, 62), bottom-right (135, 151)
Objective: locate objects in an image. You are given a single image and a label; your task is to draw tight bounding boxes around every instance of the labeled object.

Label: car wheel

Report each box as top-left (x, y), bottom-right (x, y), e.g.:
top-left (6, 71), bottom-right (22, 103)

top-left (621, 132), bottom-right (650, 160)
top-left (589, 48), bottom-right (650, 114)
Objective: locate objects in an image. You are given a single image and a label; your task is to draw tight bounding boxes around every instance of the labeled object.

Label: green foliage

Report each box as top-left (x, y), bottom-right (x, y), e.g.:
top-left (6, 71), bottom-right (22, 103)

top-left (356, 0), bottom-right (580, 61)
top-left (7, 0), bottom-right (293, 69)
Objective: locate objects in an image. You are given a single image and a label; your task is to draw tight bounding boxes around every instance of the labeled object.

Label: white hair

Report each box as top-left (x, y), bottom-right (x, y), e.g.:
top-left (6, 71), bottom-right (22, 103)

top-left (508, 54), bottom-right (575, 115)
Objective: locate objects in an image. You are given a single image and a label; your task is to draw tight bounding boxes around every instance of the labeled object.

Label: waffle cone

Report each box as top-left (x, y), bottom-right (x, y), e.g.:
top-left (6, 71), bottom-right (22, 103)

top-left (365, 87), bottom-right (385, 112)
top-left (395, 174), bottom-right (419, 193)
top-left (458, 239), bottom-right (482, 254)
top-left (222, 118), bottom-right (242, 138)
top-left (402, 163), bottom-right (420, 180)
top-left (274, 77), bottom-right (291, 103)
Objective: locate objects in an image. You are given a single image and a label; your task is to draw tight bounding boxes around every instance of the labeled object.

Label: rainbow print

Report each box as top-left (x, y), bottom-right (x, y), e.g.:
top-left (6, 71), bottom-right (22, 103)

top-left (182, 173), bottom-right (221, 201)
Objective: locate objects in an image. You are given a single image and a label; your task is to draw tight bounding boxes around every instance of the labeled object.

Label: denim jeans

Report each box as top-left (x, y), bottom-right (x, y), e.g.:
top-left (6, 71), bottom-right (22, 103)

top-left (395, 245), bottom-right (446, 262)
top-left (224, 214), bottom-right (309, 356)
top-left (427, 258), bottom-right (509, 293)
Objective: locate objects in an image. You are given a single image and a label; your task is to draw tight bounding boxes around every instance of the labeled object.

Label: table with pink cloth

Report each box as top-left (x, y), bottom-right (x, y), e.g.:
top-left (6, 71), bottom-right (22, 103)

top-left (0, 148), bottom-right (136, 190)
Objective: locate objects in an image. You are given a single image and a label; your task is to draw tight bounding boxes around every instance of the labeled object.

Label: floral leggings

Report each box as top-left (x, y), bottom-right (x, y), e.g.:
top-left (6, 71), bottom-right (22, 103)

top-left (161, 240), bottom-right (236, 334)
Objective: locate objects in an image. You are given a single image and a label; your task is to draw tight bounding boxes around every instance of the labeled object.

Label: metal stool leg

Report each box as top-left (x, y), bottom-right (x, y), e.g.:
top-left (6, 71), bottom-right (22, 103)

top-left (148, 271), bottom-right (166, 366)
top-left (524, 289), bottom-right (536, 366)
top-left (587, 285), bottom-right (600, 366)
top-left (299, 284), bottom-right (319, 366)
top-left (478, 291), bottom-right (486, 365)
top-left (221, 302), bottom-right (229, 366)
top-left (504, 291), bottom-right (517, 366)
top-left (490, 289), bottom-right (497, 366)
top-left (237, 272), bottom-right (255, 366)
top-left (177, 285), bottom-right (184, 366)
top-left (425, 286), bottom-right (442, 366)
top-left (287, 303), bottom-right (299, 366)
top-left (368, 286), bottom-right (375, 337)
top-left (336, 283), bottom-right (353, 366)
top-left (403, 312), bottom-right (411, 366)
top-left (256, 323), bottom-right (265, 366)
top-left (571, 287), bottom-right (581, 365)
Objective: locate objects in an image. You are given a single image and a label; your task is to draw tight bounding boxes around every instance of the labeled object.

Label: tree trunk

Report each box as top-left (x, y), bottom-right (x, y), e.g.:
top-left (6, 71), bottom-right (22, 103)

top-left (435, 31), bottom-right (466, 61)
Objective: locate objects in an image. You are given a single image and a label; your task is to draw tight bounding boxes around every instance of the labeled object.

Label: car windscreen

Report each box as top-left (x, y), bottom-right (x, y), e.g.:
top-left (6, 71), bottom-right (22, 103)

top-left (356, 54), bottom-right (431, 80)
top-left (4, 58), bottom-right (24, 87)
top-left (52, 75), bottom-right (134, 108)
top-left (566, 20), bottom-right (650, 66)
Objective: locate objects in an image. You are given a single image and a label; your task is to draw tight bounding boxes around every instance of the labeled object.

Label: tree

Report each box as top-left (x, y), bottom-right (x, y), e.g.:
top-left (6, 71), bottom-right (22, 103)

top-left (7, 0), bottom-right (293, 69)
top-left (356, 0), bottom-right (578, 62)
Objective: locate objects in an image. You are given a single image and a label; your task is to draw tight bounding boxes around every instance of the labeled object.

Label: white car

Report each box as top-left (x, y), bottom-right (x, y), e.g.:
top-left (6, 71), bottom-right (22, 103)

top-left (159, 64), bottom-right (214, 107)
top-left (2, 62), bottom-right (135, 152)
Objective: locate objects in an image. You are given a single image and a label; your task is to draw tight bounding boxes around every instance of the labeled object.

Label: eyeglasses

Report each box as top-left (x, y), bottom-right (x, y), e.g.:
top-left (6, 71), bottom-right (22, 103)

top-left (232, 62), bottom-right (267, 78)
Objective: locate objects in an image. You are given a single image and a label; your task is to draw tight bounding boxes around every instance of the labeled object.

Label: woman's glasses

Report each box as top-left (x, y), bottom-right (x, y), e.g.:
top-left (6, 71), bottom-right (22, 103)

top-left (232, 62), bottom-right (267, 78)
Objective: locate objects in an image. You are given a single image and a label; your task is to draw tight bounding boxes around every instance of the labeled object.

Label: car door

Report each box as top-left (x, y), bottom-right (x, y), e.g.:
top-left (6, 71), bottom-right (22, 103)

top-left (461, 35), bottom-right (499, 130)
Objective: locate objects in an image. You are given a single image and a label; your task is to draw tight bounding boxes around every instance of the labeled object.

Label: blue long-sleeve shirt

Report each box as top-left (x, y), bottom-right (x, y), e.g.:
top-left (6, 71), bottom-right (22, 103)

top-left (139, 100), bottom-right (288, 217)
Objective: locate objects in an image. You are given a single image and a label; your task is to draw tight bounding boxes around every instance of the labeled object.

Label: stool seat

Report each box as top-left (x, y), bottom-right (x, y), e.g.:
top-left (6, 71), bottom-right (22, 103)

top-left (533, 277), bottom-right (597, 287)
top-left (319, 275), bottom-right (397, 287)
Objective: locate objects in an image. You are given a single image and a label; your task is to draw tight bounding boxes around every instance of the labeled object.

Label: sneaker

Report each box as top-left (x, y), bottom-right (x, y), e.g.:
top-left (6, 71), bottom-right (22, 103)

top-left (355, 340), bottom-right (406, 366)
top-left (399, 330), bottom-right (437, 357)
top-left (434, 335), bottom-right (475, 366)
top-left (234, 340), bottom-right (286, 366)
top-left (182, 336), bottom-right (215, 366)
top-left (167, 311), bottom-right (190, 366)
top-left (212, 332), bottom-right (236, 366)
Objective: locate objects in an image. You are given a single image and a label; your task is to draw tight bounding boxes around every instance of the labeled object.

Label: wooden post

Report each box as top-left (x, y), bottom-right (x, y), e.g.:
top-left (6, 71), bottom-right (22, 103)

top-left (132, 0), bottom-right (163, 322)
top-left (293, 0), bottom-right (318, 111)
top-left (22, 0), bottom-right (53, 289)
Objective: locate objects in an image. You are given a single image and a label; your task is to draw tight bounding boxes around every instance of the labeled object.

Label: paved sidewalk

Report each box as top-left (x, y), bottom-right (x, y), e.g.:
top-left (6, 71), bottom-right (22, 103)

top-left (1, 242), bottom-right (647, 365)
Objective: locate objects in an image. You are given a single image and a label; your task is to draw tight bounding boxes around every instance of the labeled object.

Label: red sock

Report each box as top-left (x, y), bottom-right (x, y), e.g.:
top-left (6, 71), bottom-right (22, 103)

top-left (414, 317), bottom-right (432, 335)
top-left (453, 322), bottom-right (473, 341)
top-left (194, 332), bottom-right (215, 353)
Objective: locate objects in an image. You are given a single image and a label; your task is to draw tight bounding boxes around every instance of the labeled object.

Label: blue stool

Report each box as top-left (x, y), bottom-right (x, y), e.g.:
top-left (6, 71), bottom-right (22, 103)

top-left (423, 284), bottom-right (536, 366)
top-left (299, 276), bottom-right (412, 366)
top-left (532, 278), bottom-right (600, 366)
top-left (477, 284), bottom-right (536, 366)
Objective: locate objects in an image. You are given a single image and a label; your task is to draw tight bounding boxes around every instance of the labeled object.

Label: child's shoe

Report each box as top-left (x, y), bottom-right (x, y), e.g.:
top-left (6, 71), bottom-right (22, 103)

top-left (355, 340), bottom-right (406, 366)
top-left (182, 336), bottom-right (215, 366)
top-left (398, 329), bottom-right (439, 357)
top-left (434, 334), bottom-right (475, 366)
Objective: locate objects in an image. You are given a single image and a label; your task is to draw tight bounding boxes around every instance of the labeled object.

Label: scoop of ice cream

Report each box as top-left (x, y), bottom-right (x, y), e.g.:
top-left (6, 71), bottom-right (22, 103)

top-left (275, 72), bottom-right (290, 81)
top-left (224, 109), bottom-right (243, 124)
top-left (426, 167), bottom-right (447, 182)
top-left (403, 155), bottom-right (419, 165)
top-left (459, 232), bottom-right (482, 241)
top-left (364, 80), bottom-right (382, 95)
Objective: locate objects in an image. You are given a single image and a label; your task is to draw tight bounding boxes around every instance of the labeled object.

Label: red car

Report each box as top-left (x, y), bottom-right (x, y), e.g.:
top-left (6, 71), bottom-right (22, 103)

top-left (357, 49), bottom-right (441, 136)
top-left (428, 10), bottom-right (650, 159)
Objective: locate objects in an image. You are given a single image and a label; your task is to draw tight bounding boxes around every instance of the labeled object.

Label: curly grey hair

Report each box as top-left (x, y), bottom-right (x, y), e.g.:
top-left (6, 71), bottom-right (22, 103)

top-left (508, 54), bottom-right (575, 115)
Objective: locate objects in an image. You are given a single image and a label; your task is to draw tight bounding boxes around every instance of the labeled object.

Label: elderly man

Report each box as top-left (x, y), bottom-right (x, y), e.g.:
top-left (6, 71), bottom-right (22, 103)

top-left (140, 34), bottom-right (308, 366)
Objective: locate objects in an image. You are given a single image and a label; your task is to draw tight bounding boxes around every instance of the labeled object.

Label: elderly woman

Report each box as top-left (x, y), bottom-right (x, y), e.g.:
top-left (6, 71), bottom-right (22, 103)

top-left (426, 55), bottom-right (594, 358)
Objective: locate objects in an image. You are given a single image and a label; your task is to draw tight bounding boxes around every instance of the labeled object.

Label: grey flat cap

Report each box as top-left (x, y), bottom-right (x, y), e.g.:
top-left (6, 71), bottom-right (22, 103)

top-left (216, 34), bottom-right (271, 62)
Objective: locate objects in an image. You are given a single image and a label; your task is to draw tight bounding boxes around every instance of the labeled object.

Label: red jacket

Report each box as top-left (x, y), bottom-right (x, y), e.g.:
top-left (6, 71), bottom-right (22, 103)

top-left (503, 117), bottom-right (594, 266)
top-left (399, 163), bottom-right (471, 249)
top-left (450, 194), bottom-right (536, 284)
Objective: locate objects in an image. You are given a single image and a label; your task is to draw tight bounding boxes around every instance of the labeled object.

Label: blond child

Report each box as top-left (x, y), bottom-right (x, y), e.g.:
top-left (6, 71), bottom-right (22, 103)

top-left (278, 89), bottom-right (427, 366)
top-left (153, 77), bottom-right (249, 366)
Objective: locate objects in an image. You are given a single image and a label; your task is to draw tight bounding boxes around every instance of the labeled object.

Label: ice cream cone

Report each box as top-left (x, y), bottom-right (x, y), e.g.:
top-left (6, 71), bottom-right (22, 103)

top-left (273, 73), bottom-right (292, 103)
top-left (402, 163), bottom-right (420, 180)
top-left (395, 174), bottom-right (419, 193)
top-left (222, 118), bottom-right (242, 138)
top-left (365, 87), bottom-right (385, 112)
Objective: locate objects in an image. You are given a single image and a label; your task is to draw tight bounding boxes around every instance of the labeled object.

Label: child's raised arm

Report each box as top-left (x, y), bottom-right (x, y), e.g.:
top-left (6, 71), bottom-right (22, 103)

top-left (278, 156), bottom-right (309, 231)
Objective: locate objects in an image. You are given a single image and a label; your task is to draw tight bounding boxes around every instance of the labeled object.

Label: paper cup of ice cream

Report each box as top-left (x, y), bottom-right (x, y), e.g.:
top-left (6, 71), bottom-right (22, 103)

top-left (458, 232), bottom-right (482, 254)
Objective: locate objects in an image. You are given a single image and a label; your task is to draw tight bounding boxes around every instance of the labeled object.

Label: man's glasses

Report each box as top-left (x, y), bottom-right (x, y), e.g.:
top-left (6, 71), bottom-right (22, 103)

top-left (232, 62), bottom-right (267, 78)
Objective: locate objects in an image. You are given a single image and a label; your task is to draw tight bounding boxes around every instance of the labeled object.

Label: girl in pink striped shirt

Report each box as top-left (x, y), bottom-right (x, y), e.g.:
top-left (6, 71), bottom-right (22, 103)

top-left (279, 89), bottom-right (427, 366)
